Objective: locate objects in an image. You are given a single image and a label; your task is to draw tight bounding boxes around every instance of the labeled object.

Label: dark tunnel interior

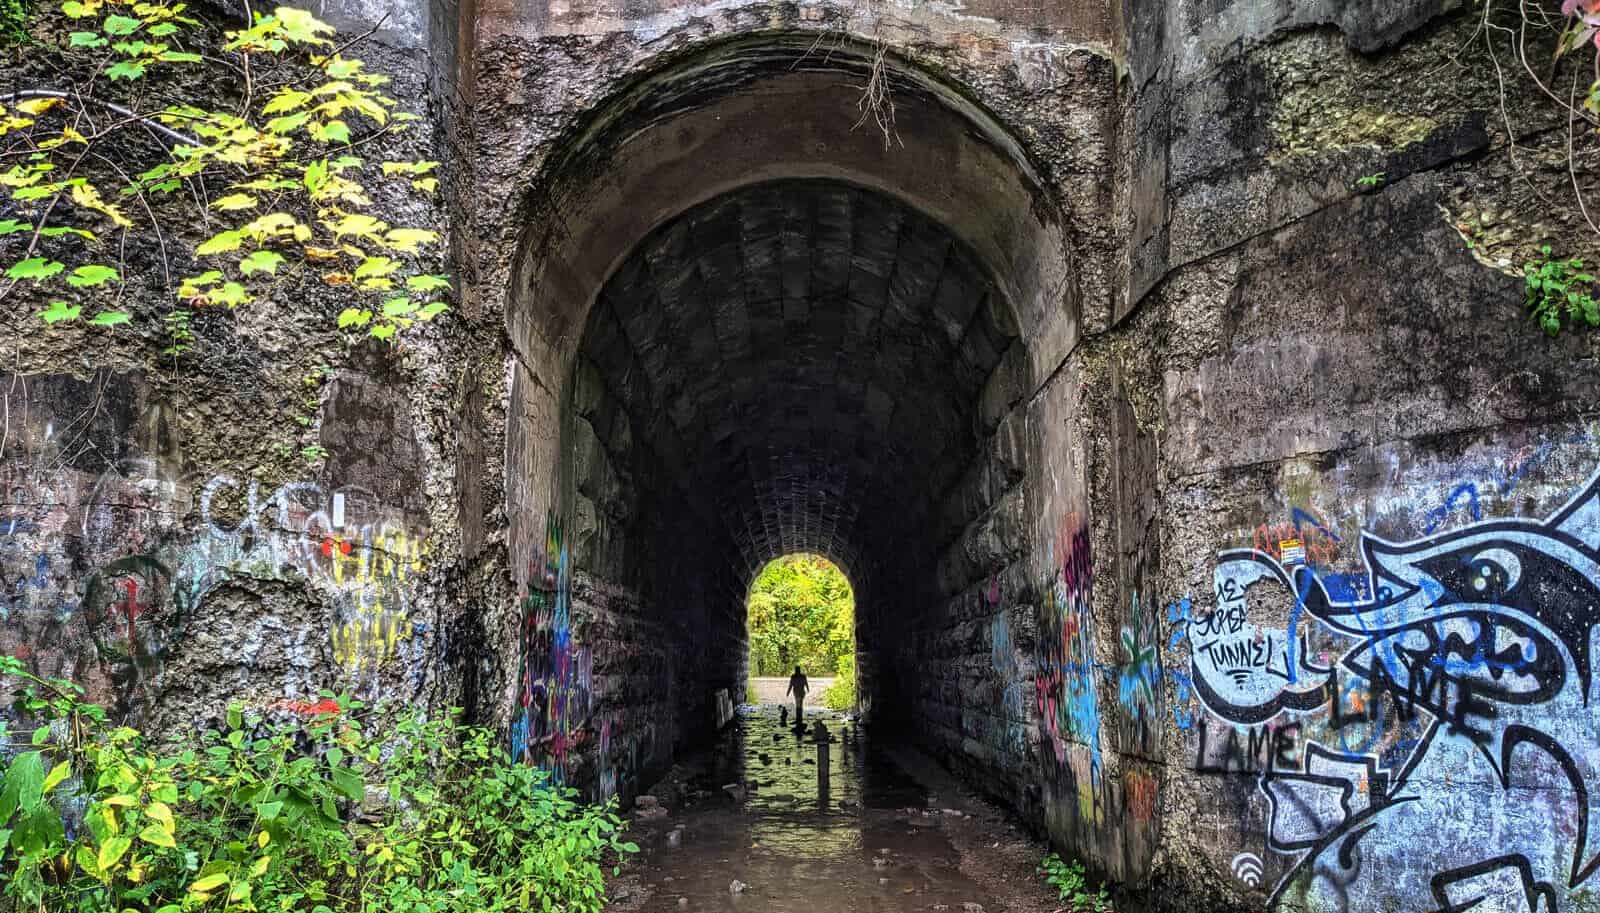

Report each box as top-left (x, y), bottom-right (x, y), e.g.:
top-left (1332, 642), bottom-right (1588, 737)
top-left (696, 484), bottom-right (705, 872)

top-left (559, 178), bottom-right (1029, 779)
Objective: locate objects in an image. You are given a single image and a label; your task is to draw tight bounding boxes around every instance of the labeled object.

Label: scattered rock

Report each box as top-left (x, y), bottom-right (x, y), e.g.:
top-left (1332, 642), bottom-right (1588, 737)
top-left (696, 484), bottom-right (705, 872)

top-left (962, 904), bottom-right (985, 913)
top-left (678, 898), bottom-right (689, 908)
top-left (873, 857), bottom-right (889, 869)
top-left (636, 795), bottom-right (659, 810)
top-left (729, 879), bottom-right (747, 894)
top-left (667, 828), bottom-right (682, 848)
top-left (941, 808), bottom-right (963, 818)
top-left (879, 877), bottom-right (890, 885)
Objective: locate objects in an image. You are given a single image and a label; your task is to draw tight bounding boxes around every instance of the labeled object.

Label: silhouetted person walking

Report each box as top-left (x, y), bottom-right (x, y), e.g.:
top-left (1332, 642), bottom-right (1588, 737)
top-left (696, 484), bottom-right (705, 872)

top-left (785, 666), bottom-right (809, 725)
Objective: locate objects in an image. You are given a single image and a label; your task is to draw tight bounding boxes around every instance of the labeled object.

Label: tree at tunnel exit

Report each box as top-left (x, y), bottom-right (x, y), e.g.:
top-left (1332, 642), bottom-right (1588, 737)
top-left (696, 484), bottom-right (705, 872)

top-left (746, 554), bottom-right (853, 677)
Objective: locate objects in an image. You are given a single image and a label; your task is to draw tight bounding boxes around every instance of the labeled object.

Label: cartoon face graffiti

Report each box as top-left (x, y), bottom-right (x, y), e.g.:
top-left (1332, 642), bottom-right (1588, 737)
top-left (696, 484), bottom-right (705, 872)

top-left (1311, 530), bottom-right (1599, 738)
top-left (1198, 471), bottom-right (1600, 913)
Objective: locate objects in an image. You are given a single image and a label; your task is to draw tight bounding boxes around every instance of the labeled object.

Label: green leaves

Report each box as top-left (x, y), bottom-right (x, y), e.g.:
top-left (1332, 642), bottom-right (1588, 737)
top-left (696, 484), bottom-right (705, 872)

top-left (66, 264), bottom-right (119, 287)
top-left (239, 250), bottom-right (285, 275)
top-left (87, 311), bottom-right (132, 327)
top-left (1524, 246), bottom-right (1600, 337)
top-left (101, 13), bottom-right (141, 34)
top-left (104, 59), bottom-right (147, 81)
top-left (96, 834), bottom-right (132, 872)
top-left (6, 257), bottom-right (65, 281)
top-left (0, 750), bottom-right (44, 823)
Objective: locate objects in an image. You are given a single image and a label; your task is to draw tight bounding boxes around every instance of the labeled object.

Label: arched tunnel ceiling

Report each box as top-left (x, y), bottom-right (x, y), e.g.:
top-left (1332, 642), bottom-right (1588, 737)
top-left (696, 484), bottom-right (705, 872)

top-left (576, 179), bottom-right (1019, 581)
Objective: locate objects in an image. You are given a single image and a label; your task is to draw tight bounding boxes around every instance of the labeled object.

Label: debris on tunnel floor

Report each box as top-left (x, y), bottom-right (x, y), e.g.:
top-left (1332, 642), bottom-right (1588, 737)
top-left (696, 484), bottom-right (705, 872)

top-left (604, 705), bottom-right (1068, 913)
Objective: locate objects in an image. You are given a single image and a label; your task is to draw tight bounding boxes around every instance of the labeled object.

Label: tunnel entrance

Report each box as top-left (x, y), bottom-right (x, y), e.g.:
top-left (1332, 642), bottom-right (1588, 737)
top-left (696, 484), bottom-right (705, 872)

top-left (553, 175), bottom-right (1029, 791)
top-left (745, 553), bottom-right (856, 713)
top-left (502, 35), bottom-right (1085, 834)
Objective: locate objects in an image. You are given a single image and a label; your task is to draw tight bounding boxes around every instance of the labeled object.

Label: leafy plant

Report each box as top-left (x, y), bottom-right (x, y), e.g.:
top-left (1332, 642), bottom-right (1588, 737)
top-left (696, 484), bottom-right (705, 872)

top-left (1039, 853), bottom-right (1112, 912)
top-left (822, 652), bottom-right (856, 710)
top-left (1524, 245), bottom-right (1599, 335)
top-left (0, 1), bottom-right (450, 348)
top-left (0, 657), bottom-right (637, 912)
top-left (746, 553), bottom-right (855, 678)
top-left (0, 0), bottom-right (27, 41)
top-left (1354, 172), bottom-right (1386, 189)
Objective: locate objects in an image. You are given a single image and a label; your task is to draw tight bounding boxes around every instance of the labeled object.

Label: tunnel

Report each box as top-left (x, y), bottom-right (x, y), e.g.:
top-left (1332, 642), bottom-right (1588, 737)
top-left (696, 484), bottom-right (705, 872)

top-left (570, 175), bottom-right (1022, 716)
top-left (500, 34), bottom-right (1084, 832)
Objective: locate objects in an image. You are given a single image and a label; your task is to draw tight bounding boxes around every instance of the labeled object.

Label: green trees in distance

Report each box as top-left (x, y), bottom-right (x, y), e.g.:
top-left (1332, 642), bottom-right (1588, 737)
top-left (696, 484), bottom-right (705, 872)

top-left (746, 553), bottom-right (854, 678)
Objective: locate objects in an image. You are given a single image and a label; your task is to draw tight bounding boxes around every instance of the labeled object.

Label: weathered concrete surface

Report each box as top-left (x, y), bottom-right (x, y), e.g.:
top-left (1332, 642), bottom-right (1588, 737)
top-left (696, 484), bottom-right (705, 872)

top-left (6, 0), bottom-right (1600, 909)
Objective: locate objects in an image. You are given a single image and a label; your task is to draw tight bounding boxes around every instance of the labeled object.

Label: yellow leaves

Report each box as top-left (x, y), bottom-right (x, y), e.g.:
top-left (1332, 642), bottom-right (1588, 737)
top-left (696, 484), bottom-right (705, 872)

top-left (42, 760), bottom-right (72, 795)
top-left (383, 228), bottom-right (437, 254)
top-left (354, 255), bottom-right (399, 284)
top-left (261, 89), bottom-right (311, 115)
top-left (16, 97), bottom-right (63, 116)
top-left (324, 212), bottom-right (386, 241)
top-left (382, 160), bottom-right (438, 176)
top-left (242, 212), bottom-right (310, 243)
top-left (189, 872), bottom-right (229, 894)
top-left (60, 0), bottom-right (105, 18)
top-left (210, 192), bottom-right (259, 212)
top-left (70, 182), bottom-right (133, 228)
top-left (38, 126), bottom-right (90, 150)
top-left (271, 6), bottom-right (335, 44)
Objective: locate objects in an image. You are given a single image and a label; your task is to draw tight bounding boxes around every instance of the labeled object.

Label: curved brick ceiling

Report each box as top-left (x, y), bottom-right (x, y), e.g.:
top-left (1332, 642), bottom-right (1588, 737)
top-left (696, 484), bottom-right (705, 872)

top-left (577, 179), bottom-right (1018, 581)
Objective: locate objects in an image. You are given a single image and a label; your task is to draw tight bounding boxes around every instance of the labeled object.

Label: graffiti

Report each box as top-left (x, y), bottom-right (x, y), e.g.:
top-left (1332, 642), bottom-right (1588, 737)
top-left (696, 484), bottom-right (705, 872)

top-left (1180, 467), bottom-right (1600, 912)
top-left (267, 697), bottom-right (341, 716)
top-left (1117, 590), bottom-right (1164, 753)
top-left (1, 455), bottom-right (430, 716)
top-left (1254, 517), bottom-right (1340, 567)
top-left (1232, 852), bottom-right (1265, 888)
top-left (1166, 597), bottom-right (1199, 730)
top-left (1035, 514), bottom-right (1102, 784)
top-left (196, 476), bottom-right (429, 673)
top-left (1123, 768), bottom-right (1159, 821)
top-left (1192, 718), bottom-right (1302, 775)
top-left (510, 512), bottom-right (594, 780)
top-left (987, 613), bottom-right (1028, 757)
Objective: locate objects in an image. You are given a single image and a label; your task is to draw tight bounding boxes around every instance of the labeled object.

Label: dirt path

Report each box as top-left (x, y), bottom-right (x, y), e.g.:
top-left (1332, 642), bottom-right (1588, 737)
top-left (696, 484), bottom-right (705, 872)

top-left (746, 676), bottom-right (835, 706)
top-left (606, 707), bottom-right (1063, 913)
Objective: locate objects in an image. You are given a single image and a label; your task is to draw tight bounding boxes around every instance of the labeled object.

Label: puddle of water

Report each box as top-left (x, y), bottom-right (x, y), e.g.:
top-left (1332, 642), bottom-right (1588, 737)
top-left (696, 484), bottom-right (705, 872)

top-left (622, 707), bottom-right (998, 913)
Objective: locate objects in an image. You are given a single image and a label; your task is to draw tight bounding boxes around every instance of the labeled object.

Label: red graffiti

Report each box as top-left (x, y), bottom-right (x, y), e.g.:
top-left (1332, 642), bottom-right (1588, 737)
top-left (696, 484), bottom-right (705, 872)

top-left (319, 536), bottom-right (354, 558)
top-left (113, 578), bottom-right (149, 644)
top-left (268, 697), bottom-right (342, 716)
top-left (1123, 769), bottom-right (1158, 821)
top-left (1252, 520), bottom-right (1338, 565)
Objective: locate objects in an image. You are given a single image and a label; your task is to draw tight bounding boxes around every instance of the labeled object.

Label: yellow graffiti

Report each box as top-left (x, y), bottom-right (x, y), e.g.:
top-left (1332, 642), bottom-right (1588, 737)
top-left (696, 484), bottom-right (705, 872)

top-left (328, 527), bottom-right (428, 670)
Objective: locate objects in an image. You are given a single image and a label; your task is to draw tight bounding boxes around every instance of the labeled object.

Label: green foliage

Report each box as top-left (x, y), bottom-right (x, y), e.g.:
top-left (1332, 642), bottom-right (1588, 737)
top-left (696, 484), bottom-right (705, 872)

top-left (1354, 171), bottom-right (1385, 190)
top-left (821, 652), bottom-right (856, 711)
top-left (746, 553), bottom-right (854, 677)
top-left (1038, 853), bottom-right (1112, 913)
top-left (0, 657), bottom-right (636, 912)
top-left (1524, 245), bottom-right (1599, 336)
top-left (0, 1), bottom-right (451, 349)
top-left (0, 0), bottom-right (26, 41)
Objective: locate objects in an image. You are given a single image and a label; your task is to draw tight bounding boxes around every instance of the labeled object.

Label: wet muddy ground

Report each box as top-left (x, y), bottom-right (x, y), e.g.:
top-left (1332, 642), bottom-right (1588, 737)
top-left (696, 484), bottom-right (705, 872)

top-left (606, 705), bottom-right (1066, 913)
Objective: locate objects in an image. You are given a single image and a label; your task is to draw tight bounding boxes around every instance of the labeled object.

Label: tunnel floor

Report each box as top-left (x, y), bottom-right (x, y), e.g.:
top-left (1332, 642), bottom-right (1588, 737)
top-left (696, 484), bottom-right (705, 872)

top-left (606, 706), bottom-right (1063, 913)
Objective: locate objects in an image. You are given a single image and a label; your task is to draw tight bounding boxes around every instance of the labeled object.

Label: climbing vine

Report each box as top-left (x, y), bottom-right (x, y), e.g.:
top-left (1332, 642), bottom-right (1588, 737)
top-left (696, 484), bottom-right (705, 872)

top-left (0, 0), bottom-right (447, 345)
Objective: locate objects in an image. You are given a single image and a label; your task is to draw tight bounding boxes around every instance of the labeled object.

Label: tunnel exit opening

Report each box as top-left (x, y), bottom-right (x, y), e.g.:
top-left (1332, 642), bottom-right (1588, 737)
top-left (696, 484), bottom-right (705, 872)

top-left (744, 553), bottom-right (857, 714)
